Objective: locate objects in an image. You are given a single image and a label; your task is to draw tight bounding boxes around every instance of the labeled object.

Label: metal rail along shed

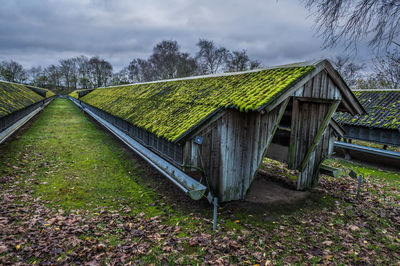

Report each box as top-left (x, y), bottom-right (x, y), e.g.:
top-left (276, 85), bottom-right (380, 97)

top-left (0, 80), bottom-right (56, 143)
top-left (70, 59), bottom-right (365, 202)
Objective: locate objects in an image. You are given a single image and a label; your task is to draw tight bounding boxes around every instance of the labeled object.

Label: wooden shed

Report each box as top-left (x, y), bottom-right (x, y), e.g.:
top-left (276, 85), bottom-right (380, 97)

top-left (72, 60), bottom-right (365, 202)
top-left (333, 89), bottom-right (400, 146)
top-left (0, 80), bottom-right (55, 141)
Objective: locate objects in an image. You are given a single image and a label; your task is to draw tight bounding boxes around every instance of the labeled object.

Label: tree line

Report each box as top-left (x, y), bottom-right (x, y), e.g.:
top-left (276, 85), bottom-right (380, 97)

top-left (0, 39), bottom-right (260, 94)
top-left (1, 39), bottom-right (399, 93)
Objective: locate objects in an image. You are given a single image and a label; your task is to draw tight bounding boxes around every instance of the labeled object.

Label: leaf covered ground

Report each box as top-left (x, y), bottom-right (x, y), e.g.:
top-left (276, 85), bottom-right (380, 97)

top-left (0, 99), bottom-right (399, 264)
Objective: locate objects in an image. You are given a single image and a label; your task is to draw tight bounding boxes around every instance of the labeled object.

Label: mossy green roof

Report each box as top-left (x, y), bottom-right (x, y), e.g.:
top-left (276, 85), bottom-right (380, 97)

top-left (26, 85), bottom-right (56, 98)
top-left (333, 90), bottom-right (400, 130)
top-left (81, 65), bottom-right (315, 142)
top-left (0, 81), bottom-right (45, 118)
top-left (69, 89), bottom-right (94, 99)
top-left (69, 90), bottom-right (79, 99)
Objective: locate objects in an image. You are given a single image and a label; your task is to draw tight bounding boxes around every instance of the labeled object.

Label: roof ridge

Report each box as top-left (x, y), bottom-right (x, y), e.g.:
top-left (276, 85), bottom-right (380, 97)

top-left (97, 60), bottom-right (320, 90)
top-left (0, 80), bottom-right (30, 86)
top-left (353, 89), bottom-right (400, 92)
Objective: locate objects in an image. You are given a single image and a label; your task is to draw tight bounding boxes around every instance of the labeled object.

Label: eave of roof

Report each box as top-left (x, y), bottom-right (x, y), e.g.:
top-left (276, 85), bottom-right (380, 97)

top-left (333, 89), bottom-right (400, 130)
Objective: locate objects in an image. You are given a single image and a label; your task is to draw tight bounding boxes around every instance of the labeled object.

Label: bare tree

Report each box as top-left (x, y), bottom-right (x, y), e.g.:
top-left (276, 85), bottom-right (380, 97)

top-left (373, 51), bottom-right (400, 88)
top-left (112, 68), bottom-right (130, 85)
top-left (0, 60), bottom-right (27, 83)
top-left (149, 40), bottom-right (197, 80)
top-left (196, 39), bottom-right (229, 74)
top-left (75, 56), bottom-right (91, 89)
top-left (127, 58), bottom-right (155, 82)
top-left (59, 58), bottom-right (78, 90)
top-left (88, 56), bottom-right (113, 88)
top-left (28, 66), bottom-right (44, 86)
top-left (304, 0), bottom-right (400, 50)
top-left (226, 50), bottom-right (249, 72)
top-left (45, 64), bottom-right (62, 90)
top-left (330, 55), bottom-right (364, 88)
top-left (249, 60), bottom-right (262, 70)
top-left (226, 50), bottom-right (262, 72)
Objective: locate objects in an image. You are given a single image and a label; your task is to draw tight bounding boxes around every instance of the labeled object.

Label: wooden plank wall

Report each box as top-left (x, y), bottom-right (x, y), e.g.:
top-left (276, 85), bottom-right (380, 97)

top-left (183, 70), bottom-right (346, 199)
top-left (183, 101), bottom-right (287, 201)
top-left (294, 71), bottom-right (341, 100)
top-left (289, 71), bottom-right (343, 190)
top-left (296, 126), bottom-right (334, 189)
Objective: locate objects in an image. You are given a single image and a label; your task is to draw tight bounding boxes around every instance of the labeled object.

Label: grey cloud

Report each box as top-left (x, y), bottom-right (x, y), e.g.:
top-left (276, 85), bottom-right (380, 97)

top-left (0, 0), bottom-right (372, 71)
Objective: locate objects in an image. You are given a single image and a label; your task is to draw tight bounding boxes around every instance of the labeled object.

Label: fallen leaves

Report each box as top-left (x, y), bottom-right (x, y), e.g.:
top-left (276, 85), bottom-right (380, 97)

top-left (0, 244), bottom-right (8, 253)
top-left (348, 224), bottom-right (360, 231)
top-left (322, 240), bottom-right (333, 246)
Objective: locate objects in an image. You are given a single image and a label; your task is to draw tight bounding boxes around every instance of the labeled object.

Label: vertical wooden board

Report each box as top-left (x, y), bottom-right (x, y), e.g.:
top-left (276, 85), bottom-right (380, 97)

top-left (303, 150), bottom-right (315, 189)
top-left (312, 72), bottom-right (321, 98)
top-left (307, 104), bottom-right (317, 158)
top-left (219, 116), bottom-right (228, 200)
top-left (201, 131), bottom-right (212, 177)
top-left (225, 112), bottom-right (237, 199)
top-left (245, 113), bottom-right (256, 191)
top-left (190, 142), bottom-right (197, 167)
top-left (257, 113), bottom-right (266, 163)
top-left (259, 113), bottom-right (268, 158)
top-left (239, 114), bottom-right (249, 196)
top-left (252, 113), bottom-right (261, 174)
top-left (307, 150), bottom-right (316, 188)
top-left (289, 98), bottom-right (299, 168)
top-left (209, 120), bottom-right (222, 194)
top-left (323, 72), bottom-right (330, 99)
top-left (297, 102), bottom-right (308, 166)
top-left (229, 112), bottom-right (239, 198)
top-left (183, 141), bottom-right (191, 167)
top-left (238, 112), bottom-right (248, 198)
top-left (320, 71), bottom-right (327, 99)
top-left (303, 78), bottom-right (313, 97)
top-left (236, 113), bottom-right (247, 198)
top-left (294, 85), bottom-right (304, 97)
top-left (329, 78), bottom-right (337, 99)
top-left (297, 171), bottom-right (304, 190)
top-left (298, 102), bottom-right (310, 165)
top-left (333, 85), bottom-right (341, 100)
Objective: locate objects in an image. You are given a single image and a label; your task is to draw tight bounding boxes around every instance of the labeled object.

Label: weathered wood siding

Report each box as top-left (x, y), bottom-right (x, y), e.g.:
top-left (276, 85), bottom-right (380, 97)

top-left (184, 70), bottom-right (349, 200)
top-left (293, 71), bottom-right (342, 100)
top-left (184, 101), bottom-right (287, 201)
top-left (296, 126), bottom-right (335, 189)
top-left (289, 71), bottom-right (343, 189)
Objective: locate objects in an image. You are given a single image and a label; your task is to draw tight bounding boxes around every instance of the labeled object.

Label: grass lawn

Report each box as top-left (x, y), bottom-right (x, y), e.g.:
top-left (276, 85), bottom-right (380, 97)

top-left (0, 99), bottom-right (399, 264)
top-left (349, 139), bottom-right (400, 153)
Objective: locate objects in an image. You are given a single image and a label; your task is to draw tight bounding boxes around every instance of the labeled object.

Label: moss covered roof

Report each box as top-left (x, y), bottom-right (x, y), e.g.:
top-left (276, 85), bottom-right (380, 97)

top-left (333, 90), bottom-right (400, 130)
top-left (69, 89), bottom-right (94, 99)
top-left (26, 85), bottom-right (56, 98)
top-left (0, 81), bottom-right (45, 118)
top-left (81, 64), bottom-right (315, 142)
top-left (69, 91), bottom-right (79, 99)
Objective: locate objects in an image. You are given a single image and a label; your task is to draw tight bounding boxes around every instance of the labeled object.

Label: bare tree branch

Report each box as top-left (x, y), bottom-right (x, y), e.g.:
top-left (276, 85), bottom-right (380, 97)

top-left (304, 0), bottom-right (400, 50)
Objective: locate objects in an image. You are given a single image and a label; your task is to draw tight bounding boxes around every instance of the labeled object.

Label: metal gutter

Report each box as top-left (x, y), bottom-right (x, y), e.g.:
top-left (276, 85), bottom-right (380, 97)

top-left (0, 101), bottom-right (51, 144)
top-left (334, 141), bottom-right (400, 160)
top-left (69, 97), bottom-right (207, 200)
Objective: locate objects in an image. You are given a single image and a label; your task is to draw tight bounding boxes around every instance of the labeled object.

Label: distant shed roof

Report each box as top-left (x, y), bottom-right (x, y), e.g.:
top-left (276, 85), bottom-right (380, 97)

top-left (0, 80), bottom-right (44, 118)
top-left (69, 89), bottom-right (94, 99)
top-left (334, 90), bottom-right (400, 130)
top-left (26, 85), bottom-right (56, 98)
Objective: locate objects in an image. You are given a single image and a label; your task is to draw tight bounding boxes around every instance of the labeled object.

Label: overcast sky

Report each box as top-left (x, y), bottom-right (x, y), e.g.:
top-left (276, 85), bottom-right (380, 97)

top-left (0, 0), bottom-right (373, 72)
